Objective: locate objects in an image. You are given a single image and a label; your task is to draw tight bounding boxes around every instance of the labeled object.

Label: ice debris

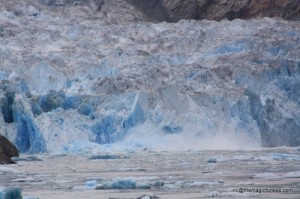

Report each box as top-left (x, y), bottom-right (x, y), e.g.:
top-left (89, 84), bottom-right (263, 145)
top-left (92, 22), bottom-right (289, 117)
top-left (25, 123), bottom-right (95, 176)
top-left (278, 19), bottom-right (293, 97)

top-left (269, 153), bottom-right (300, 161)
top-left (88, 154), bottom-right (129, 160)
top-left (84, 177), bottom-right (166, 190)
top-left (11, 156), bottom-right (42, 162)
top-left (0, 167), bottom-right (20, 174)
top-left (285, 171), bottom-right (300, 178)
top-left (206, 191), bottom-right (258, 198)
top-left (207, 158), bottom-right (217, 163)
top-left (163, 179), bottom-right (224, 189)
top-left (85, 180), bottom-right (97, 189)
top-left (12, 177), bottom-right (41, 183)
top-left (206, 191), bottom-right (221, 197)
top-left (253, 172), bottom-right (279, 178)
top-left (137, 195), bottom-right (160, 199)
top-left (23, 197), bottom-right (39, 199)
top-left (95, 178), bottom-right (150, 190)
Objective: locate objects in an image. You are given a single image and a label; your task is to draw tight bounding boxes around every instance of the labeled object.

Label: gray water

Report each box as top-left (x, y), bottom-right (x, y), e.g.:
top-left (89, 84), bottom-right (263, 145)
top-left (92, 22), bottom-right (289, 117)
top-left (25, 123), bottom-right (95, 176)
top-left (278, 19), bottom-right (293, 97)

top-left (1, 148), bottom-right (300, 199)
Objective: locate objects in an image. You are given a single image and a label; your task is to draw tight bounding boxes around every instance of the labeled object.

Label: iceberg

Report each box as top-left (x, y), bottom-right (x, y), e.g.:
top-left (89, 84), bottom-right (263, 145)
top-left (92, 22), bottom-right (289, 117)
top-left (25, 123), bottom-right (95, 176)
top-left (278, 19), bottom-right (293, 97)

top-left (0, 187), bottom-right (22, 199)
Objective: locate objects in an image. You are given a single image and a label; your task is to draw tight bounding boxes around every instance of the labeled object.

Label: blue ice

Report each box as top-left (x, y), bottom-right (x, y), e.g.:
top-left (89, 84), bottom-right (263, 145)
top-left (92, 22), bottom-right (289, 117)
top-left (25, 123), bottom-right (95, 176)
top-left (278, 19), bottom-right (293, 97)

top-left (0, 187), bottom-right (22, 199)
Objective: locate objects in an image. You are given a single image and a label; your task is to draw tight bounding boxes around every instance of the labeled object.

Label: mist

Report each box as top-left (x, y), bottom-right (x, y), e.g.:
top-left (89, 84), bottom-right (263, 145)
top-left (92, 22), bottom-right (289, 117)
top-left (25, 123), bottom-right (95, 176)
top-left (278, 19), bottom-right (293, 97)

top-left (117, 122), bottom-right (261, 151)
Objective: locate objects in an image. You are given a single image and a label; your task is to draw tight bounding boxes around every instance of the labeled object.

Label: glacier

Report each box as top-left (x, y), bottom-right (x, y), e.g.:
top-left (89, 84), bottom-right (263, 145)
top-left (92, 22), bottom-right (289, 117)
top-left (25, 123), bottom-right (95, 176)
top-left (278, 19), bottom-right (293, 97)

top-left (0, 0), bottom-right (299, 154)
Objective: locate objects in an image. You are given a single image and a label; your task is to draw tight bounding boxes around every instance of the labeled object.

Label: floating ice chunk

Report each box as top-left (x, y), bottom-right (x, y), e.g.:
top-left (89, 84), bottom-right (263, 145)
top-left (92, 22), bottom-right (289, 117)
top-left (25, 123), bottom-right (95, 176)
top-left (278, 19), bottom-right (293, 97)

top-left (206, 191), bottom-right (221, 197)
top-left (27, 5), bottom-right (39, 17)
top-left (285, 171), bottom-right (300, 178)
top-left (11, 156), bottom-right (42, 162)
top-left (72, 186), bottom-right (88, 190)
top-left (134, 176), bottom-right (160, 181)
top-left (218, 155), bottom-right (254, 162)
top-left (164, 179), bottom-right (223, 189)
top-left (12, 177), bottom-right (41, 183)
top-left (85, 180), bottom-right (97, 189)
top-left (238, 181), bottom-right (256, 185)
top-left (163, 180), bottom-right (184, 189)
top-left (268, 153), bottom-right (300, 161)
top-left (206, 191), bottom-right (259, 198)
top-left (95, 179), bottom-right (136, 189)
top-left (88, 154), bottom-right (128, 160)
top-left (137, 195), bottom-right (160, 199)
top-left (0, 167), bottom-right (20, 174)
top-left (95, 178), bottom-right (151, 190)
top-left (253, 172), bottom-right (279, 178)
top-left (0, 187), bottom-right (22, 199)
top-left (256, 153), bottom-right (300, 161)
top-left (178, 161), bottom-right (191, 168)
top-left (12, 178), bottom-right (33, 183)
top-left (86, 177), bottom-right (104, 181)
top-left (185, 180), bottom-right (223, 187)
top-left (23, 197), bottom-right (39, 199)
top-left (152, 180), bottom-right (165, 187)
top-left (207, 157), bottom-right (217, 163)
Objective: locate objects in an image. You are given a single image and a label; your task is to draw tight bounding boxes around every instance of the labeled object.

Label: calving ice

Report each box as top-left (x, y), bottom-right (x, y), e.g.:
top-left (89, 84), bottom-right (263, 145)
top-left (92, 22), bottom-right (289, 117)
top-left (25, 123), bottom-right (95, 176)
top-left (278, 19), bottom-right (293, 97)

top-left (0, 0), bottom-right (299, 153)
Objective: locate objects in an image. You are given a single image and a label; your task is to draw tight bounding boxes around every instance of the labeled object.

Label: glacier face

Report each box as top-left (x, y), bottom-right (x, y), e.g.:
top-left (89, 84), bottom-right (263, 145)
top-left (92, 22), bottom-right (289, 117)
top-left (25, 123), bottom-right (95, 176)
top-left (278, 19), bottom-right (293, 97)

top-left (0, 0), bottom-right (299, 153)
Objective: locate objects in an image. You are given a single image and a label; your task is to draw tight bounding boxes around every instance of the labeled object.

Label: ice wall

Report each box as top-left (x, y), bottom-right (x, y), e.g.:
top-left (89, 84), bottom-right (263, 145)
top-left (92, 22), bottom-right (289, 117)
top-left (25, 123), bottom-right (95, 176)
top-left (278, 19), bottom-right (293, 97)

top-left (0, 0), bottom-right (299, 153)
